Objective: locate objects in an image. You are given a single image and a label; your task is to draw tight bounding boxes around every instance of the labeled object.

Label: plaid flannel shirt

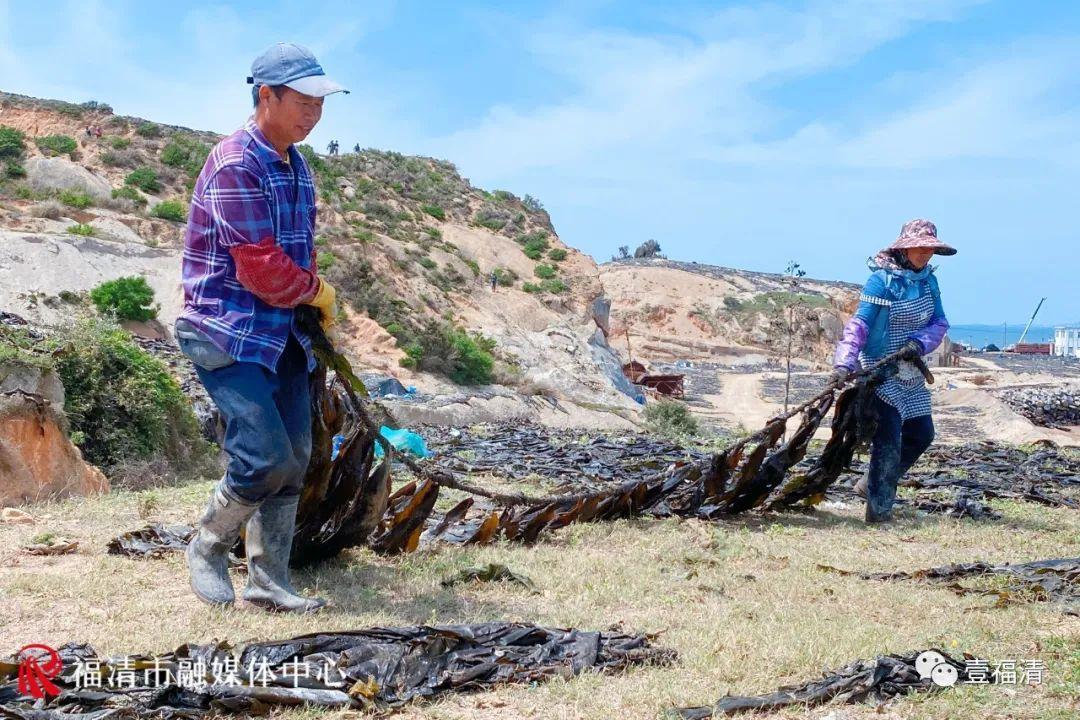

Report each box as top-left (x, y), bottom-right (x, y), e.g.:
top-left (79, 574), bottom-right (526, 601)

top-left (179, 119), bottom-right (318, 372)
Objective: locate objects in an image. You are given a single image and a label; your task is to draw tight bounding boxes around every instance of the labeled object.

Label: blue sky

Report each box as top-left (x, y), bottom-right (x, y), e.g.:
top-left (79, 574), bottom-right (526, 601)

top-left (2, 0), bottom-right (1078, 324)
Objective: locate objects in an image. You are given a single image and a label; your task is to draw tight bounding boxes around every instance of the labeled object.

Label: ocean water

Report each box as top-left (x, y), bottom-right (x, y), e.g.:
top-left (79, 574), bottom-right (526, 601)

top-left (949, 324), bottom-right (1057, 349)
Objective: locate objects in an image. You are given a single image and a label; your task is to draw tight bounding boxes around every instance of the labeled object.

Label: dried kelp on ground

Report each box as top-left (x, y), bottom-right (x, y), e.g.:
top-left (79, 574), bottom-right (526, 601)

top-left (423, 423), bottom-right (708, 489)
top-left (0, 623), bottom-right (674, 718)
top-left (820, 557), bottom-right (1080, 614)
top-left (903, 441), bottom-right (1080, 508)
top-left (674, 649), bottom-right (976, 717)
top-left (107, 523), bottom-right (194, 558)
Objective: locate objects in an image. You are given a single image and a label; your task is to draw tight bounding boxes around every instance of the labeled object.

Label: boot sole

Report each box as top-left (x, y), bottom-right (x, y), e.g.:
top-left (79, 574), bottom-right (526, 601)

top-left (241, 596), bottom-right (328, 614)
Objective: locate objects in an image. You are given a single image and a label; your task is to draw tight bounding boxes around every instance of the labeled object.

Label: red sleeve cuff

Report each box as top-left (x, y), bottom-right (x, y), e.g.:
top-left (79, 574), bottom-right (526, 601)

top-left (230, 238), bottom-right (320, 308)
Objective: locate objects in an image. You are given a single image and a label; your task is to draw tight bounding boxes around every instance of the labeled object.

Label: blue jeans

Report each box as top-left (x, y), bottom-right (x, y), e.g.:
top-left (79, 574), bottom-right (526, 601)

top-left (867, 395), bottom-right (934, 520)
top-left (189, 334), bottom-right (312, 503)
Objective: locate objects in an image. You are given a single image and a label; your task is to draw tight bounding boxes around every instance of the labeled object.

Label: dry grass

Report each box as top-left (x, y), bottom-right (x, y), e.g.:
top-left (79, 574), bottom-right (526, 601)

top-left (1, 479), bottom-right (1077, 720)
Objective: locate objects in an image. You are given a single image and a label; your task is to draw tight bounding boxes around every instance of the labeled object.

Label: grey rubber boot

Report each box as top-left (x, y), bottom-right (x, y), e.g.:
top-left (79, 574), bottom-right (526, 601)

top-left (186, 482), bottom-right (258, 606)
top-left (242, 495), bottom-right (327, 613)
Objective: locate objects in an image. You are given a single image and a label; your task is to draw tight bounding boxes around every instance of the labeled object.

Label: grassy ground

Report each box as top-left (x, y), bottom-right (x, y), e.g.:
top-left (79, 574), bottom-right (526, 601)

top-left (1, 479), bottom-right (1077, 719)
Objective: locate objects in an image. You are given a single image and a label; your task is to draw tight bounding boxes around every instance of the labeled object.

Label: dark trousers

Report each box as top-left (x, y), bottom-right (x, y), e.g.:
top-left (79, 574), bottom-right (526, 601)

top-left (194, 335), bottom-right (312, 503)
top-left (867, 395), bottom-right (935, 519)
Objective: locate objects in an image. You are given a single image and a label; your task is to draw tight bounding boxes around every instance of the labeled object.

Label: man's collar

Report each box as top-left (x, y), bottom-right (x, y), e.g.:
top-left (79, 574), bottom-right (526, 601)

top-left (244, 118), bottom-right (293, 165)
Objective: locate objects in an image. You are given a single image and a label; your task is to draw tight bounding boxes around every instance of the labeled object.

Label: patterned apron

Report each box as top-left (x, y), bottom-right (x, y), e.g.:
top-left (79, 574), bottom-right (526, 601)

top-left (859, 282), bottom-right (935, 421)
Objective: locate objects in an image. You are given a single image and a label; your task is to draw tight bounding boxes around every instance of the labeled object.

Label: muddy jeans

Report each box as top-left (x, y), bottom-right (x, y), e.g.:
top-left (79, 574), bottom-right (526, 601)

top-left (866, 395), bottom-right (935, 520)
top-left (180, 326), bottom-right (312, 504)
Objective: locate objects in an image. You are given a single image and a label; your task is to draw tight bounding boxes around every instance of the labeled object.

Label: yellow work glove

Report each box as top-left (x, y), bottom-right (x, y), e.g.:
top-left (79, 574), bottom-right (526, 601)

top-left (309, 278), bottom-right (338, 330)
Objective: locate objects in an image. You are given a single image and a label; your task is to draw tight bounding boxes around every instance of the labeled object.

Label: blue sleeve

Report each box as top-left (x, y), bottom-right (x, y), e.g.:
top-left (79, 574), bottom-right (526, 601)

top-left (853, 272), bottom-right (888, 326)
top-left (928, 273), bottom-right (946, 320)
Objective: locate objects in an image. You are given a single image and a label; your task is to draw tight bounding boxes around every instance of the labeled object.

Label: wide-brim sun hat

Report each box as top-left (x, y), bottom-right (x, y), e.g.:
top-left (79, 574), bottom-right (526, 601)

top-left (883, 218), bottom-right (956, 256)
top-left (248, 42), bottom-right (349, 98)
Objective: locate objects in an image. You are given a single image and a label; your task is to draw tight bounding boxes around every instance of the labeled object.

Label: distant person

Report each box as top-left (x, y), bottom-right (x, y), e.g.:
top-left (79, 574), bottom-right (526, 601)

top-left (353, 142), bottom-right (360, 153)
top-left (830, 220), bottom-right (955, 523)
top-left (176, 42), bottom-right (348, 613)
top-left (490, 270), bottom-right (498, 292)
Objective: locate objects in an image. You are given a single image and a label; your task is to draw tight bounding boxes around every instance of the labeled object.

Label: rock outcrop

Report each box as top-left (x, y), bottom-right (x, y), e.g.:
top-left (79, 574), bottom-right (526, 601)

top-left (0, 390), bottom-right (109, 506)
top-left (25, 156), bottom-right (112, 200)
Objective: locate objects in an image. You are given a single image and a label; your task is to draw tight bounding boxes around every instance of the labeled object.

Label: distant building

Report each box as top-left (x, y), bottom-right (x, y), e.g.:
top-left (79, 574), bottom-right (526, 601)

top-left (1054, 326), bottom-right (1080, 358)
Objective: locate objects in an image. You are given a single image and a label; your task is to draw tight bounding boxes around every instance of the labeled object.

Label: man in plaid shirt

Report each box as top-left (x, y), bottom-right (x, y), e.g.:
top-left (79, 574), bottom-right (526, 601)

top-left (177, 43), bottom-right (347, 613)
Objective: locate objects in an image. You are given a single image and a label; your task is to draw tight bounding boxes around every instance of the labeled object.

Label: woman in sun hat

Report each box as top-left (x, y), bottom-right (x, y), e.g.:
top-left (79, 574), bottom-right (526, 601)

top-left (831, 219), bottom-right (956, 523)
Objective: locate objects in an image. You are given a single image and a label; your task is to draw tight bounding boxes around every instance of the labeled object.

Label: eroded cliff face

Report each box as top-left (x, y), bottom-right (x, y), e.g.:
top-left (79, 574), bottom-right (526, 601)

top-left (0, 390), bottom-right (109, 507)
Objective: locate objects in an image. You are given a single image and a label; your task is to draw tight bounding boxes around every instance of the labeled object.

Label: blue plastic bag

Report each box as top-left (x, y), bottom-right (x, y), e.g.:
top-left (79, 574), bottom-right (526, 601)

top-left (373, 425), bottom-right (432, 459)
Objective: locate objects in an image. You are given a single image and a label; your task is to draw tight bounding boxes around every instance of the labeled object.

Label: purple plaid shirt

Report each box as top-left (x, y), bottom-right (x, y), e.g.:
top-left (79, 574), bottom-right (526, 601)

top-left (179, 119), bottom-right (317, 372)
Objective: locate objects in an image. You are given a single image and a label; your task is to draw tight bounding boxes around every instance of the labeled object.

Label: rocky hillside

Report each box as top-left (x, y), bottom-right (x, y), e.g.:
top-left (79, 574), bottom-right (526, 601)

top-left (599, 258), bottom-right (859, 368)
top-left (0, 92), bottom-right (638, 425)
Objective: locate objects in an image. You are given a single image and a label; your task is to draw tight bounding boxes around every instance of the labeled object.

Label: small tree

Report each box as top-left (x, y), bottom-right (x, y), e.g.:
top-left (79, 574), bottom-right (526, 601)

top-left (90, 276), bottom-right (159, 322)
top-left (522, 194), bottom-right (544, 212)
top-left (634, 239), bottom-right (662, 258)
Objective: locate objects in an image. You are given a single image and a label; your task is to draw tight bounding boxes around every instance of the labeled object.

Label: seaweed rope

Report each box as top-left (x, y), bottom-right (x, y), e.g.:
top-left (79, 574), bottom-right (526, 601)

top-left (301, 308), bottom-right (911, 509)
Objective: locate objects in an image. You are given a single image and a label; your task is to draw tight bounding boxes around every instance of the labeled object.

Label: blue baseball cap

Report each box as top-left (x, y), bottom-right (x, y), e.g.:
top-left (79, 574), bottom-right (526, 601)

top-left (247, 42), bottom-right (348, 98)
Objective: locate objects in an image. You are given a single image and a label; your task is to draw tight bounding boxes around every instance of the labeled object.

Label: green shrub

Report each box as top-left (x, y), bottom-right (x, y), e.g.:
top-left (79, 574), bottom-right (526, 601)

top-left (548, 248), bottom-right (567, 262)
top-left (35, 134), bottom-right (78, 156)
top-left (317, 251), bottom-right (336, 271)
top-left (492, 267), bottom-right (517, 287)
top-left (125, 166), bottom-right (161, 193)
top-left (522, 282), bottom-right (541, 294)
top-left (160, 136), bottom-right (209, 177)
top-left (108, 136), bottom-right (131, 149)
top-left (101, 149), bottom-right (137, 168)
top-left (135, 122), bottom-right (162, 138)
top-left (0, 125), bottom-right (26, 159)
top-left (410, 321), bottom-right (495, 385)
top-left (643, 399), bottom-right (700, 439)
top-left (354, 228), bottom-right (375, 243)
top-left (150, 200), bottom-right (186, 221)
top-left (464, 259), bottom-right (480, 276)
top-left (522, 234), bottom-right (550, 260)
top-left (67, 223), bottom-right (94, 236)
top-left (534, 264), bottom-right (556, 279)
top-left (4, 161), bottom-right (26, 178)
top-left (419, 257), bottom-right (437, 270)
top-left (52, 318), bottom-right (206, 470)
top-left (522, 194), bottom-right (544, 212)
top-left (59, 189), bottom-right (93, 208)
top-left (541, 278), bottom-right (568, 294)
top-left (89, 276), bottom-right (158, 321)
top-left (296, 143), bottom-right (326, 172)
top-left (111, 185), bottom-right (147, 206)
top-left (421, 204), bottom-right (446, 220)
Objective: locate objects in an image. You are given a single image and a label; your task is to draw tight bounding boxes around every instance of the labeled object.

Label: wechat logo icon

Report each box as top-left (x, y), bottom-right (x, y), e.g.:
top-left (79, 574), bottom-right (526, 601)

top-left (916, 650), bottom-right (958, 687)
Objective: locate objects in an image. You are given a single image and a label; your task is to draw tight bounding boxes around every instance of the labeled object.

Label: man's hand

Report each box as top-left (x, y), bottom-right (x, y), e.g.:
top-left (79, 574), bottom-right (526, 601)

top-left (900, 339), bottom-right (923, 360)
top-left (829, 367), bottom-right (850, 387)
top-left (309, 278), bottom-right (338, 330)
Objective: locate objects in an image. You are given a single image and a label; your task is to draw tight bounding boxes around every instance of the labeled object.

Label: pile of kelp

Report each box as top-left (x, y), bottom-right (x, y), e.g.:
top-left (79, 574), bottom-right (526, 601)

top-left (0, 623), bottom-right (675, 718)
top-left (674, 649), bottom-right (977, 717)
top-left (820, 557), bottom-right (1080, 615)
